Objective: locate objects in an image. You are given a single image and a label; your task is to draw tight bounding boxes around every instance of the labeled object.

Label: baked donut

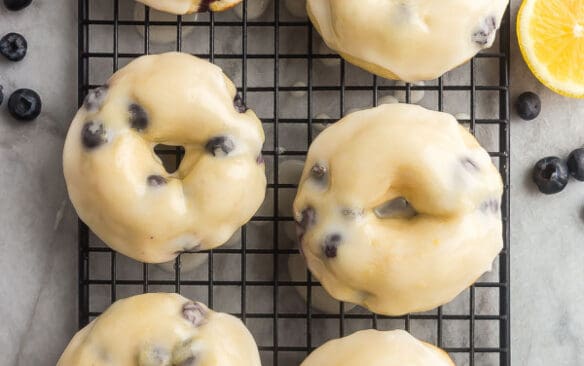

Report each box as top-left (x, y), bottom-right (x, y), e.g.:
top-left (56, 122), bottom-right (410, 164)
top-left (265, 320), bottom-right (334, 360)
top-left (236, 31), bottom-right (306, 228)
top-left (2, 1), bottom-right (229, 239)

top-left (301, 329), bottom-right (454, 366)
top-left (57, 293), bottom-right (261, 366)
top-left (307, 0), bottom-right (509, 81)
top-left (136, 0), bottom-right (241, 15)
top-left (293, 104), bottom-right (503, 315)
top-left (63, 52), bottom-right (266, 263)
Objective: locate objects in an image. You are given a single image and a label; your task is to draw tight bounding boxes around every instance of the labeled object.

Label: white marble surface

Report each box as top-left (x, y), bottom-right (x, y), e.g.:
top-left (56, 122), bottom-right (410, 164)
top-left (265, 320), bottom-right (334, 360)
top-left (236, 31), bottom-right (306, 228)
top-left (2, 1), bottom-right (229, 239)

top-left (0, 0), bottom-right (583, 365)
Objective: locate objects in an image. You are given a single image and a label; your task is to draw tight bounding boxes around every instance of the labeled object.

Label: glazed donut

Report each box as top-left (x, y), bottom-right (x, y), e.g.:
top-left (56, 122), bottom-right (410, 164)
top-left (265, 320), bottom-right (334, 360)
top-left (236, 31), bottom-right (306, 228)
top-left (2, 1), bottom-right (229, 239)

top-left (63, 52), bottom-right (266, 263)
top-left (301, 329), bottom-right (454, 366)
top-left (307, 0), bottom-right (509, 81)
top-left (136, 0), bottom-right (241, 15)
top-left (293, 104), bottom-right (503, 315)
top-left (58, 293), bottom-right (261, 366)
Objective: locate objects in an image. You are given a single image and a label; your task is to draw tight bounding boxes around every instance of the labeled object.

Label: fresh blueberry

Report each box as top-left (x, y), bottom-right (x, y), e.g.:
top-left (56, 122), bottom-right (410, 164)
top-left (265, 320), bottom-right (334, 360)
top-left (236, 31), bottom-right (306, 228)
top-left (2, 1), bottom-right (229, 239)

top-left (233, 93), bottom-right (248, 113)
top-left (205, 136), bottom-right (234, 157)
top-left (129, 103), bottom-right (148, 131)
top-left (0, 85), bottom-right (4, 107)
top-left (0, 32), bottom-right (27, 62)
top-left (323, 233), bottom-right (342, 258)
top-left (147, 175), bottom-right (167, 187)
top-left (3, 0), bottom-right (32, 11)
top-left (81, 121), bottom-right (107, 149)
top-left (516, 92), bottom-right (541, 121)
top-left (7, 88), bottom-right (41, 121)
top-left (310, 163), bottom-right (327, 180)
top-left (532, 157), bottom-right (569, 194)
top-left (567, 148), bottom-right (584, 181)
top-left (182, 301), bottom-right (206, 327)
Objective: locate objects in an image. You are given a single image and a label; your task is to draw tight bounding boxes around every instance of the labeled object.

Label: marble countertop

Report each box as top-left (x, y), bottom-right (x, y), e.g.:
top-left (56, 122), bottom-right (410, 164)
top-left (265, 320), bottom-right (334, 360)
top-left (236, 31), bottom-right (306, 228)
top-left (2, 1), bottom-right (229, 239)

top-left (0, 1), bottom-right (583, 365)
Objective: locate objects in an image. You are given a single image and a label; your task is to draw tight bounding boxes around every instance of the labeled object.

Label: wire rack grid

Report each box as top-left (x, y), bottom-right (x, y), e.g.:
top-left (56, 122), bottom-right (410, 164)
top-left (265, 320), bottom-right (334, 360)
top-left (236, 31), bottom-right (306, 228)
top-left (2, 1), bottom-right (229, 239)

top-left (77, 1), bottom-right (511, 365)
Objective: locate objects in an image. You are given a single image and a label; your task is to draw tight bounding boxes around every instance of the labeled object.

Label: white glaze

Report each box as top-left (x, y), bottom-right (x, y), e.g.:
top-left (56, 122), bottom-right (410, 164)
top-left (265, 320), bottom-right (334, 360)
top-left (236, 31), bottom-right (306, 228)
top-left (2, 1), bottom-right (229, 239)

top-left (291, 81), bottom-right (307, 98)
top-left (393, 81), bottom-right (425, 103)
top-left (293, 104), bottom-right (503, 315)
top-left (57, 293), bottom-right (261, 366)
top-left (63, 53), bottom-right (266, 263)
top-left (307, 0), bottom-right (509, 81)
top-left (301, 329), bottom-right (454, 366)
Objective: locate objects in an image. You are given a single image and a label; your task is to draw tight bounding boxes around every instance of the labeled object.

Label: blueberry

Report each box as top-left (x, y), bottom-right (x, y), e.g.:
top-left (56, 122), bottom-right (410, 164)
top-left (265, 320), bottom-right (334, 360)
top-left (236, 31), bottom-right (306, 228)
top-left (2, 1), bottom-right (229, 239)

top-left (297, 207), bottom-right (316, 229)
top-left (567, 148), bottom-right (584, 181)
top-left (83, 86), bottom-right (108, 112)
top-left (3, 0), bottom-right (32, 10)
top-left (81, 121), bottom-right (108, 149)
top-left (233, 93), bottom-right (248, 113)
top-left (129, 103), bottom-right (148, 131)
top-left (532, 157), bottom-right (569, 194)
top-left (472, 15), bottom-right (497, 46)
top-left (182, 302), bottom-right (206, 327)
top-left (0, 85), bottom-right (3, 106)
top-left (323, 233), bottom-right (342, 258)
top-left (295, 206), bottom-right (316, 242)
top-left (462, 157), bottom-right (480, 171)
top-left (196, 0), bottom-right (216, 12)
top-left (310, 163), bottom-right (327, 180)
top-left (147, 175), bottom-right (167, 187)
top-left (0, 32), bottom-right (27, 62)
top-left (7, 88), bottom-right (41, 121)
top-left (480, 199), bottom-right (500, 213)
top-left (205, 136), bottom-right (234, 157)
top-left (516, 92), bottom-right (541, 121)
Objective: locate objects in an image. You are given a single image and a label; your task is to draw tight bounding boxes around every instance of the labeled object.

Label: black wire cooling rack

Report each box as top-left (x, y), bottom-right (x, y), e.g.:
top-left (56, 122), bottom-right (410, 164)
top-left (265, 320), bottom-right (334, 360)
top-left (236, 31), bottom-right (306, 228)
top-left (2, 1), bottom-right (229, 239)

top-left (77, 1), bottom-right (511, 365)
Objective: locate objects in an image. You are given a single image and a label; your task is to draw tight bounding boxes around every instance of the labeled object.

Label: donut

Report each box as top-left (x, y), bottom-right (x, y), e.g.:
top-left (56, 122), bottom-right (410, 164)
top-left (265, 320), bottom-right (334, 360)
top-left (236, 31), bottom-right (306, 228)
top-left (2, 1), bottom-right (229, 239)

top-left (307, 0), bottom-right (509, 81)
top-left (57, 293), bottom-right (261, 366)
top-left (293, 104), bottom-right (503, 316)
top-left (63, 52), bottom-right (266, 263)
top-left (136, 0), bottom-right (241, 15)
top-left (300, 329), bottom-right (454, 366)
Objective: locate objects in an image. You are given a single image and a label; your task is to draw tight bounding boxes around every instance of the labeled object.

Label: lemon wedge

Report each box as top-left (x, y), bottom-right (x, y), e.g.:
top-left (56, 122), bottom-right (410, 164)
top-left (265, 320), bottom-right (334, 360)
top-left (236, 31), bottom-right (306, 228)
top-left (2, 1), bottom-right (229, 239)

top-left (517, 0), bottom-right (584, 98)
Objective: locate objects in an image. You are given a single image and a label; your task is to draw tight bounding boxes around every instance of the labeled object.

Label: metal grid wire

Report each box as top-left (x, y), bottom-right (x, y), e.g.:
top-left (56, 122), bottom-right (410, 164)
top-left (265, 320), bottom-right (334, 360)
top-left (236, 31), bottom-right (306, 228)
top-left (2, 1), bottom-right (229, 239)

top-left (77, 1), bottom-right (510, 365)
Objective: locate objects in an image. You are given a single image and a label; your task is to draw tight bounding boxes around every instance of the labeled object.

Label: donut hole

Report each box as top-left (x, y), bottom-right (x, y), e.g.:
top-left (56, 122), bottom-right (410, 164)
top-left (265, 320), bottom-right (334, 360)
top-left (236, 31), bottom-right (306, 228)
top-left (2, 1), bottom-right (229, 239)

top-left (154, 144), bottom-right (184, 174)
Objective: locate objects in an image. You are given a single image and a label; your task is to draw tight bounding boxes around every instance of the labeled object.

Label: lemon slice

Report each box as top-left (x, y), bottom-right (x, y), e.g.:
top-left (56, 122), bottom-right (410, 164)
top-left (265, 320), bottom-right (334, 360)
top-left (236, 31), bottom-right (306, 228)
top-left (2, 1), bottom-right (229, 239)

top-left (517, 0), bottom-right (584, 98)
